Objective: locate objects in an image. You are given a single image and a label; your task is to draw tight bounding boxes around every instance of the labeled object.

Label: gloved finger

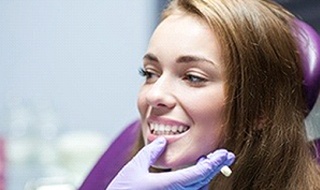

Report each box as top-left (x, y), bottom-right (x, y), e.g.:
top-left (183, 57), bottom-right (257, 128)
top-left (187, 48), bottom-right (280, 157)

top-left (188, 151), bottom-right (235, 188)
top-left (187, 156), bottom-right (212, 190)
top-left (207, 151), bottom-right (235, 169)
top-left (132, 136), bottom-right (167, 170)
top-left (193, 157), bottom-right (210, 190)
top-left (196, 155), bottom-right (207, 163)
top-left (167, 149), bottom-right (234, 187)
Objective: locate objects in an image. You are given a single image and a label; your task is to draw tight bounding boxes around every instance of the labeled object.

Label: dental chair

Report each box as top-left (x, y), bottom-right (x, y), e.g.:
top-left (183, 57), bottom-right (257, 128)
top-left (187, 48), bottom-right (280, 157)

top-left (78, 20), bottom-right (320, 190)
top-left (79, 120), bottom-right (140, 190)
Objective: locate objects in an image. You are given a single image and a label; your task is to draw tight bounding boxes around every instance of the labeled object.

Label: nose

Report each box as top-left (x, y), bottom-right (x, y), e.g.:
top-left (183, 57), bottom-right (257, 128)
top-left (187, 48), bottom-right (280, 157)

top-left (146, 75), bottom-right (176, 109)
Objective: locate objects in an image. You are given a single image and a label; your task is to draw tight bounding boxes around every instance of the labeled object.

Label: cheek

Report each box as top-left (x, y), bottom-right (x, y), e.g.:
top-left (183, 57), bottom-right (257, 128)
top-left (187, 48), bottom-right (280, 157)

top-left (186, 91), bottom-right (225, 124)
top-left (137, 89), bottom-right (149, 145)
top-left (193, 101), bottom-right (225, 143)
top-left (137, 88), bottom-right (148, 117)
top-left (184, 88), bottom-right (226, 144)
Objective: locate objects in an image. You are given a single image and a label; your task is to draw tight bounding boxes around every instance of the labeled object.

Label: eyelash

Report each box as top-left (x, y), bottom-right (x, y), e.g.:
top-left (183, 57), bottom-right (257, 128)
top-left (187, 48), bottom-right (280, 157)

top-left (184, 74), bottom-right (207, 85)
top-left (139, 67), bottom-right (207, 86)
top-left (139, 68), bottom-right (159, 83)
top-left (139, 68), bottom-right (155, 80)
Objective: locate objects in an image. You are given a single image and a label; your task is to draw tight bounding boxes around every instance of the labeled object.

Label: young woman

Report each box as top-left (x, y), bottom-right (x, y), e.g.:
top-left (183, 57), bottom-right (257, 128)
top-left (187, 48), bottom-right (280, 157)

top-left (107, 0), bottom-right (320, 189)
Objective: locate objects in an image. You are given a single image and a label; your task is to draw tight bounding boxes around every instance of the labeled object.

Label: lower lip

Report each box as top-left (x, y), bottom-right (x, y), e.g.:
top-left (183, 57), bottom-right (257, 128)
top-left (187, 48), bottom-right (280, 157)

top-left (147, 129), bottom-right (189, 144)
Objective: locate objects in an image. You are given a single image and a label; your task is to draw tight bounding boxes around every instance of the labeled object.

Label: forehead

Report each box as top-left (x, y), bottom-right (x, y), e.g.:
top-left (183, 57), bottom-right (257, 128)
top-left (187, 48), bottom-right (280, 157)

top-left (150, 13), bottom-right (211, 46)
top-left (147, 13), bottom-right (222, 66)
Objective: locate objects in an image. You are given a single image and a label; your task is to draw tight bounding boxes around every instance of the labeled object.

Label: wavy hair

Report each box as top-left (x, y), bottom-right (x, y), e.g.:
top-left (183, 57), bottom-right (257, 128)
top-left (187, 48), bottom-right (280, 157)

top-left (134, 0), bottom-right (320, 189)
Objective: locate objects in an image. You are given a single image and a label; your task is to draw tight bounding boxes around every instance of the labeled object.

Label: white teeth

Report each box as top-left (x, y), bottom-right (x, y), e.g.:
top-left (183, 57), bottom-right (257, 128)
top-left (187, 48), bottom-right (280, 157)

top-left (150, 124), bottom-right (155, 131)
top-left (159, 124), bottom-right (165, 132)
top-left (171, 125), bottom-right (177, 133)
top-left (149, 123), bottom-right (189, 135)
top-left (165, 125), bottom-right (171, 132)
top-left (178, 126), bottom-right (184, 132)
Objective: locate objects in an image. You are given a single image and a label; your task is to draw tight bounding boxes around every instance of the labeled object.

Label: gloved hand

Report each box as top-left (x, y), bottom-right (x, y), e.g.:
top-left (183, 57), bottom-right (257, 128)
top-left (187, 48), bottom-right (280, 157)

top-left (106, 137), bottom-right (235, 190)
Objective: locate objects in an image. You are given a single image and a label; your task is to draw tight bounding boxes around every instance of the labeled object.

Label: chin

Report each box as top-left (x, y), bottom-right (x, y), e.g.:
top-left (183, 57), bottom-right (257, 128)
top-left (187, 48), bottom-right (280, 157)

top-left (152, 153), bottom-right (195, 170)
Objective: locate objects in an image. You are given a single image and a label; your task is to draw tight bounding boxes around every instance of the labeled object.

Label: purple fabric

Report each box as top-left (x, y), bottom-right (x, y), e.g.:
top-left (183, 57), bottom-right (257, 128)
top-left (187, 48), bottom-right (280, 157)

top-left (314, 138), bottom-right (320, 164)
top-left (295, 20), bottom-right (320, 113)
top-left (78, 120), bottom-right (140, 190)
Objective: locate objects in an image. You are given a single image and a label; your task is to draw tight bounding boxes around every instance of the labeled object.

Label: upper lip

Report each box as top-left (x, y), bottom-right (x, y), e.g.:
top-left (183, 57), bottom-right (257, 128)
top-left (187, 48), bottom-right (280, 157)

top-left (147, 116), bottom-right (190, 127)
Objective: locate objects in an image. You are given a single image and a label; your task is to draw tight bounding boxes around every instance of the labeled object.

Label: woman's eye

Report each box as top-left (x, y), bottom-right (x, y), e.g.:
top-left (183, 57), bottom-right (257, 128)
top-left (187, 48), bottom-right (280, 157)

top-left (185, 74), bottom-right (207, 84)
top-left (139, 68), bottom-right (151, 78)
top-left (139, 68), bottom-right (158, 82)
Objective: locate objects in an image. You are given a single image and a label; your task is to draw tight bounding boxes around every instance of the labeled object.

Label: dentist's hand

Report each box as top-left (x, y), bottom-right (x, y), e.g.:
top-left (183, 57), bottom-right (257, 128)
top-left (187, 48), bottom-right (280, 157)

top-left (106, 137), bottom-right (235, 190)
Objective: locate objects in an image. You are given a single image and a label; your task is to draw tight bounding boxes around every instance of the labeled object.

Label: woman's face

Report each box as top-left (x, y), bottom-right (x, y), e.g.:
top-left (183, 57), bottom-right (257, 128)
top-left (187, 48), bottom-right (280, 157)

top-left (138, 13), bottom-right (226, 169)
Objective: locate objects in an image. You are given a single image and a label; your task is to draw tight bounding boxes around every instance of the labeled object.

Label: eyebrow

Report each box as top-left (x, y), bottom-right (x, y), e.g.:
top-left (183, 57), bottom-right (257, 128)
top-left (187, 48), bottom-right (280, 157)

top-left (143, 53), bottom-right (216, 66)
top-left (176, 55), bottom-right (215, 65)
top-left (143, 53), bottom-right (159, 62)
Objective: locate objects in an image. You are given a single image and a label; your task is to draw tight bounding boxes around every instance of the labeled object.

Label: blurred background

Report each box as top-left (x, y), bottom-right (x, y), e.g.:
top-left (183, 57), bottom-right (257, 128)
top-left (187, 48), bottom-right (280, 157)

top-left (0, 0), bottom-right (319, 189)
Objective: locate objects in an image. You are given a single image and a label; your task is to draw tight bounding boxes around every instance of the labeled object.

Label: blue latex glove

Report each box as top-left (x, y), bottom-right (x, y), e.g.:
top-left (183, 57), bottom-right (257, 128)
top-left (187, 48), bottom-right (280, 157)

top-left (106, 137), bottom-right (235, 190)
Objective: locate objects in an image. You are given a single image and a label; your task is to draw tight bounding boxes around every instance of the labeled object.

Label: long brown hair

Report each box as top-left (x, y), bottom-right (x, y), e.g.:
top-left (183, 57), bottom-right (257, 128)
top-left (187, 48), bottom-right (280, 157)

top-left (134, 0), bottom-right (320, 189)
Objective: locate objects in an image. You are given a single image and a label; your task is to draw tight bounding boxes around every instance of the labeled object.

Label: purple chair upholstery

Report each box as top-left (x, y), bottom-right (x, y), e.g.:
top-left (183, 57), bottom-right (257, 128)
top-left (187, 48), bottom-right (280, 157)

top-left (78, 21), bottom-right (320, 190)
top-left (295, 20), bottom-right (320, 112)
top-left (295, 20), bottom-right (320, 163)
top-left (78, 120), bottom-right (140, 190)
top-left (314, 138), bottom-right (320, 163)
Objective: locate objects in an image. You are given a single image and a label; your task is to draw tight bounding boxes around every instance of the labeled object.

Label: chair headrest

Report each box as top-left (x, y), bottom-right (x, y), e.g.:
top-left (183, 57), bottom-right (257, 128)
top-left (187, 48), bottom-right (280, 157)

top-left (295, 20), bottom-right (320, 114)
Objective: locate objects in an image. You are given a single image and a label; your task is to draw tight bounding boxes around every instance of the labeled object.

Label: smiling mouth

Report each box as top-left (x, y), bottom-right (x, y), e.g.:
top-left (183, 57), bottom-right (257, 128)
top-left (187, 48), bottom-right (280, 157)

top-left (149, 123), bottom-right (190, 135)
